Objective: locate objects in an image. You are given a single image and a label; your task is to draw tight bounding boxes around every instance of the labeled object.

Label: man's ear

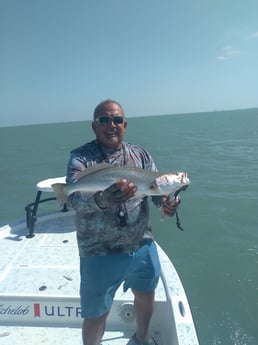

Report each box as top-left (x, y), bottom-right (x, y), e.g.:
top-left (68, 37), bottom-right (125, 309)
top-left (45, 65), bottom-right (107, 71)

top-left (92, 121), bottom-right (96, 132)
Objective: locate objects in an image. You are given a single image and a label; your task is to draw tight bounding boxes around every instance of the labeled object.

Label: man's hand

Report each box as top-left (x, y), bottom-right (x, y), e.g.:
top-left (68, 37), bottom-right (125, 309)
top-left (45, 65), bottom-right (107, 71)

top-left (95, 179), bottom-right (137, 209)
top-left (161, 196), bottom-right (181, 217)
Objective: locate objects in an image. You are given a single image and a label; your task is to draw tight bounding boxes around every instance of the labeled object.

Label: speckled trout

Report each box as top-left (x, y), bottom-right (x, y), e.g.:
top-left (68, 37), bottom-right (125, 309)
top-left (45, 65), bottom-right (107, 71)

top-left (52, 163), bottom-right (190, 207)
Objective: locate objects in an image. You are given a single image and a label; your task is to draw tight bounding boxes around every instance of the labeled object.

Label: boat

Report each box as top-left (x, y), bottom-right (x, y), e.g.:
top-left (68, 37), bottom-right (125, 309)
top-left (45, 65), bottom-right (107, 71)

top-left (0, 177), bottom-right (199, 345)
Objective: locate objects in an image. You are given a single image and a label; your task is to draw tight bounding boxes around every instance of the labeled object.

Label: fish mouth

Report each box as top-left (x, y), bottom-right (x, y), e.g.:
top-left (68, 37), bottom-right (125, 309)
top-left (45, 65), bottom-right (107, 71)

top-left (180, 184), bottom-right (189, 191)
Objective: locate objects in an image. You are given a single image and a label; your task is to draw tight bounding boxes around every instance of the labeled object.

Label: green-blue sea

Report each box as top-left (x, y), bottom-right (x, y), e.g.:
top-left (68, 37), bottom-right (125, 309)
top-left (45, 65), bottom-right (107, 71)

top-left (0, 108), bottom-right (257, 344)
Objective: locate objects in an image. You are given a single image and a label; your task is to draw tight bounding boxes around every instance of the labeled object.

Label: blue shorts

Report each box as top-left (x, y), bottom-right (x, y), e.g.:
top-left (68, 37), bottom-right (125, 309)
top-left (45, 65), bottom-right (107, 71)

top-left (79, 241), bottom-right (161, 318)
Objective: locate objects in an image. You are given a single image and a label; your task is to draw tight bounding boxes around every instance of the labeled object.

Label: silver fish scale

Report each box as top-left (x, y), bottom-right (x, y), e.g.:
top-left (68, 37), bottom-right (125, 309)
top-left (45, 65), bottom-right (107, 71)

top-left (66, 164), bottom-right (189, 197)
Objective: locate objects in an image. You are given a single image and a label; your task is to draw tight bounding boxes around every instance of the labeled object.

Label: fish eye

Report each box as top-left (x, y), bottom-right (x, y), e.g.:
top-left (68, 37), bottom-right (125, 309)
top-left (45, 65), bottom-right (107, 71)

top-left (150, 182), bottom-right (159, 190)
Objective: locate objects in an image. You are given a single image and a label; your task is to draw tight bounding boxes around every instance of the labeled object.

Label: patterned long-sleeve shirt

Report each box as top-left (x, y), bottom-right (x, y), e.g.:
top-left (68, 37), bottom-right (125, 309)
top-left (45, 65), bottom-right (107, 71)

top-left (66, 140), bottom-right (161, 257)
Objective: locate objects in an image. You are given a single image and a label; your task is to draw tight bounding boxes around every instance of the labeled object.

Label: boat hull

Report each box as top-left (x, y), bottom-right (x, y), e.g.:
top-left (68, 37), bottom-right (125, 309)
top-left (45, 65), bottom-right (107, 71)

top-left (0, 211), bottom-right (199, 344)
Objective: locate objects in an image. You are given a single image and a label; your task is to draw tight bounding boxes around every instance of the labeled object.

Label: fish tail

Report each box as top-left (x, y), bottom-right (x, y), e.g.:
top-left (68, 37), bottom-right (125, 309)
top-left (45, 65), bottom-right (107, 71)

top-left (51, 183), bottom-right (67, 207)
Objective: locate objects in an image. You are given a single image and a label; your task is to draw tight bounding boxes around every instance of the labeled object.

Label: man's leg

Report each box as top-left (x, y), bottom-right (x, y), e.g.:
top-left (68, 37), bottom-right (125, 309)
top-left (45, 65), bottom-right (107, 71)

top-left (132, 289), bottom-right (155, 343)
top-left (80, 254), bottom-right (132, 345)
top-left (82, 311), bottom-right (109, 345)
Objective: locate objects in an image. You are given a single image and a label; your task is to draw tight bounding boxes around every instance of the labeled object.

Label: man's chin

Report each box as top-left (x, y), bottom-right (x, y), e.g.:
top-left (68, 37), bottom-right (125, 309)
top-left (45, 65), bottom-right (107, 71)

top-left (103, 137), bottom-right (122, 148)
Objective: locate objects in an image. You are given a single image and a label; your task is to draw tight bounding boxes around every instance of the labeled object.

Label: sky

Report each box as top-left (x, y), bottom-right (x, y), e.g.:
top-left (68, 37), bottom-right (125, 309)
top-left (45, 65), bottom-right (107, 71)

top-left (1, 0), bottom-right (258, 127)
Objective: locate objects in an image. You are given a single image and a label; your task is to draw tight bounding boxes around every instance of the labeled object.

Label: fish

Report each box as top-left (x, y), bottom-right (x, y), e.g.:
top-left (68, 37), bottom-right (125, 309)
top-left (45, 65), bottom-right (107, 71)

top-left (51, 163), bottom-right (190, 207)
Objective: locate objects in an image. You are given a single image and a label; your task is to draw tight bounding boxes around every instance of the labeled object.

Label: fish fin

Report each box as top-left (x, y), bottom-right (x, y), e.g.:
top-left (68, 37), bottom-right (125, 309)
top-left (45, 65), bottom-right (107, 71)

top-left (75, 163), bottom-right (115, 180)
top-left (51, 183), bottom-right (67, 207)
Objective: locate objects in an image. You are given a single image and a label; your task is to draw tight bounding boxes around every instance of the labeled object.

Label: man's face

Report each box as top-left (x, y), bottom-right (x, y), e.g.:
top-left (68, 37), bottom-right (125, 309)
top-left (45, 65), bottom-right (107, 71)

top-left (92, 102), bottom-right (127, 148)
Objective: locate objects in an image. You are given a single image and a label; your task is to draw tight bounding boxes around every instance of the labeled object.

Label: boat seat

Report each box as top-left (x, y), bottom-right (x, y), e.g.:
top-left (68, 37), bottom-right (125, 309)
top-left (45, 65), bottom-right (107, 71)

top-left (36, 177), bottom-right (66, 193)
top-left (25, 177), bottom-right (67, 238)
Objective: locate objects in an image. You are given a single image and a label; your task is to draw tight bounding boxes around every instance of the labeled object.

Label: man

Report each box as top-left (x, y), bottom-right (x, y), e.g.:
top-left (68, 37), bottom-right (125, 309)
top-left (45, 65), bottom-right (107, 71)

top-left (66, 100), bottom-right (180, 345)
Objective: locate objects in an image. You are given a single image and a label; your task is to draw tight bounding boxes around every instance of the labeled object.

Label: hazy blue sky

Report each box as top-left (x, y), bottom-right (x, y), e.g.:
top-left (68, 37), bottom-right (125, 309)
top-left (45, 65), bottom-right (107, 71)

top-left (1, 0), bottom-right (258, 126)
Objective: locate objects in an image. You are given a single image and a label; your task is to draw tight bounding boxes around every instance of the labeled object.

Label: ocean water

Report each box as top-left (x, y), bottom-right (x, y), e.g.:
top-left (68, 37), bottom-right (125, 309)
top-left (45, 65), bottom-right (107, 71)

top-left (0, 108), bottom-right (257, 344)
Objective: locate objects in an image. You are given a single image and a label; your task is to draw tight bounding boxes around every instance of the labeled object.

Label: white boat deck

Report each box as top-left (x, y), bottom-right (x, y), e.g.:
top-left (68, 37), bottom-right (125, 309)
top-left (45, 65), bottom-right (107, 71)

top-left (0, 210), bottom-right (199, 345)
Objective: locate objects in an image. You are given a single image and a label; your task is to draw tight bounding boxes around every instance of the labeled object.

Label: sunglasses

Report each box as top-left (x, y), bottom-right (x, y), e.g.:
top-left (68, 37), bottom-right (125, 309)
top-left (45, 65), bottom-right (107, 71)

top-left (95, 115), bottom-right (125, 125)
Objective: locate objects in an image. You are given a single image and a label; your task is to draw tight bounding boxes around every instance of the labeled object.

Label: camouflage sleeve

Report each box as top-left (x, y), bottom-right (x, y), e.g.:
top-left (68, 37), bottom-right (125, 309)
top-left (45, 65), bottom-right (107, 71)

top-left (66, 154), bottom-right (100, 212)
top-left (141, 148), bottom-right (163, 208)
top-left (131, 145), bottom-right (163, 208)
top-left (125, 143), bottom-right (162, 208)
